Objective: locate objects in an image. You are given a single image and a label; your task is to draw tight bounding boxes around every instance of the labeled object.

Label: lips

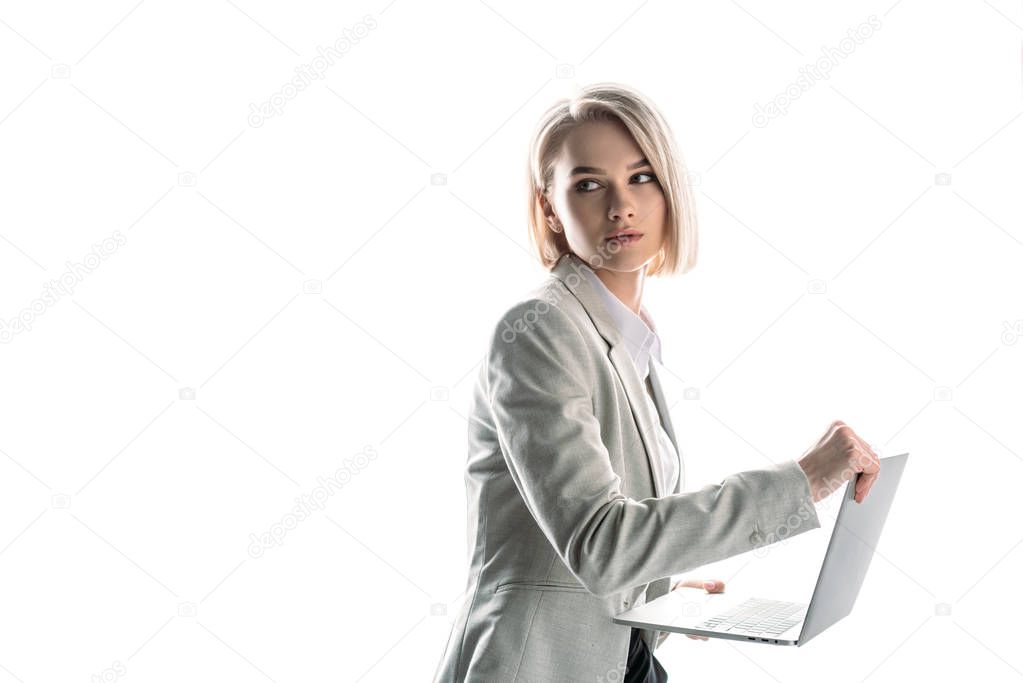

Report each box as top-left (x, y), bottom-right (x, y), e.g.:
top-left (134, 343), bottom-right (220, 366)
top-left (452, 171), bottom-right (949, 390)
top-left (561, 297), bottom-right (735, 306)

top-left (606, 226), bottom-right (642, 240)
top-left (606, 232), bottom-right (643, 242)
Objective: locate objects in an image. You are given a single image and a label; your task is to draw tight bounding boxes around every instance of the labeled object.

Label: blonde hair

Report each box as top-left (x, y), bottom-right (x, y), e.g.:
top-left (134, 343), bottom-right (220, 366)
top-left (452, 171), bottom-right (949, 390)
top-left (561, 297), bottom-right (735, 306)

top-left (526, 82), bottom-right (698, 276)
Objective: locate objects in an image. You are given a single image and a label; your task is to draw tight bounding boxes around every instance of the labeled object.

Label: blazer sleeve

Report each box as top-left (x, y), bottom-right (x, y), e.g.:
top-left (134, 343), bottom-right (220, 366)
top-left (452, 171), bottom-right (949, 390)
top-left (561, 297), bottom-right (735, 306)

top-left (486, 300), bottom-right (821, 599)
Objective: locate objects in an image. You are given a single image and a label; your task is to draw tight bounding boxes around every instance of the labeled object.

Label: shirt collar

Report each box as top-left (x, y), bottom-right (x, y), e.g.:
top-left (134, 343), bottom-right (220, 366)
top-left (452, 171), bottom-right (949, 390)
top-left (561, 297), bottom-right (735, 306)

top-left (587, 270), bottom-right (662, 378)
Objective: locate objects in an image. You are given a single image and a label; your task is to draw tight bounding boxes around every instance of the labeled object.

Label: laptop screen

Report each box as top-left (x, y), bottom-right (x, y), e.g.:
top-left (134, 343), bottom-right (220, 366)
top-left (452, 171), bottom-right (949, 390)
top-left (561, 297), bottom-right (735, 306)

top-left (798, 453), bottom-right (909, 645)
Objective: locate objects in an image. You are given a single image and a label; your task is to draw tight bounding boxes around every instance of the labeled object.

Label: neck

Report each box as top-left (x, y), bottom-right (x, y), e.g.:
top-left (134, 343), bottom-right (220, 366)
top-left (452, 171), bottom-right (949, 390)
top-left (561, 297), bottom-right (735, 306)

top-left (593, 266), bottom-right (645, 316)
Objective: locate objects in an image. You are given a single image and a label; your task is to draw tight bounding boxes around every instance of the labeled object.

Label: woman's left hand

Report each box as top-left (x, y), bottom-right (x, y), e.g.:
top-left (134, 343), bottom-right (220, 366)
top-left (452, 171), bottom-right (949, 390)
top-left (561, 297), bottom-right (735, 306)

top-left (659, 578), bottom-right (726, 643)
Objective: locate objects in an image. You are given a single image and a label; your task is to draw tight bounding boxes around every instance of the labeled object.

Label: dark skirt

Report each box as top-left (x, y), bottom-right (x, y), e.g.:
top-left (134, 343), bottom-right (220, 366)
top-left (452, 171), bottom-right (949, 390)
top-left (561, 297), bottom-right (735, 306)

top-left (624, 627), bottom-right (668, 682)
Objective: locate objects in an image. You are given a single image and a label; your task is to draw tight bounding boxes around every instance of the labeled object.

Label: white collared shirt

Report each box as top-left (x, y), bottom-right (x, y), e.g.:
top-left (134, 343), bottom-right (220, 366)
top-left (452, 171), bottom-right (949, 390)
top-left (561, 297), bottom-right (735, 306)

top-left (587, 271), bottom-right (680, 495)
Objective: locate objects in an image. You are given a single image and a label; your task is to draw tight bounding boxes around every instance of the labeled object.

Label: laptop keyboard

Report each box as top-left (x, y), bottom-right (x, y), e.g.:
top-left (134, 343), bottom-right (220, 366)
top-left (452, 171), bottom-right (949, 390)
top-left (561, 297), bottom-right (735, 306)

top-left (696, 597), bottom-right (807, 636)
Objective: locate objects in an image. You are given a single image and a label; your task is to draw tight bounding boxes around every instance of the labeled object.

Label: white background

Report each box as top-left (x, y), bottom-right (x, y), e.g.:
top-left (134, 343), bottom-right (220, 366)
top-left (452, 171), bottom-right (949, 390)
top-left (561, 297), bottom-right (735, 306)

top-left (1, 1), bottom-right (1021, 681)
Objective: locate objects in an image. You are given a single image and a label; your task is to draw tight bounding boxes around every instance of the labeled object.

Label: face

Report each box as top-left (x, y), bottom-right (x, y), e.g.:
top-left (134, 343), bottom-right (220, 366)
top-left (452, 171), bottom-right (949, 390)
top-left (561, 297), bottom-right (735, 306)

top-left (541, 118), bottom-right (667, 273)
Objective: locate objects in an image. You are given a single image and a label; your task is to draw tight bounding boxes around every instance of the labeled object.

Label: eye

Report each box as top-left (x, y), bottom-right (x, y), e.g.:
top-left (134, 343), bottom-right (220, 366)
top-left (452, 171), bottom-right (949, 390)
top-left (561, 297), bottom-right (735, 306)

top-left (574, 172), bottom-right (658, 193)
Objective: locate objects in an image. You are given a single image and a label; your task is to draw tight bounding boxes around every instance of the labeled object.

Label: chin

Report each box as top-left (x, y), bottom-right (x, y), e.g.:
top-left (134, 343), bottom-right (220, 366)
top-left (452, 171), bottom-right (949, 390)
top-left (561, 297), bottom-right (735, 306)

top-left (603, 252), bottom-right (654, 270)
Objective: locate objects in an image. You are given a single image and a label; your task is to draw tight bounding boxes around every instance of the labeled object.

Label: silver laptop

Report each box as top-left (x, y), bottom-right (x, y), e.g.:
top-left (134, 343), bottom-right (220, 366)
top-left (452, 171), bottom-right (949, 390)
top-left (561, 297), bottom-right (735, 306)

top-left (613, 452), bottom-right (908, 646)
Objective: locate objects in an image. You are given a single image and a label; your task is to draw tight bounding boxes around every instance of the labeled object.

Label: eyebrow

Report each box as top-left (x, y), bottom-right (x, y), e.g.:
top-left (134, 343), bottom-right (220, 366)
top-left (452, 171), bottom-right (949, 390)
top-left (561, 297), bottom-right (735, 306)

top-left (569, 158), bottom-right (651, 176)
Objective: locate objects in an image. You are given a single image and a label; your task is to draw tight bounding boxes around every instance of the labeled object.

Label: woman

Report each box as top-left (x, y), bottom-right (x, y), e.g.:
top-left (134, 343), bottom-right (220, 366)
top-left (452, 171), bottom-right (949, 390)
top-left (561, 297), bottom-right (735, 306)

top-left (433, 82), bottom-right (880, 682)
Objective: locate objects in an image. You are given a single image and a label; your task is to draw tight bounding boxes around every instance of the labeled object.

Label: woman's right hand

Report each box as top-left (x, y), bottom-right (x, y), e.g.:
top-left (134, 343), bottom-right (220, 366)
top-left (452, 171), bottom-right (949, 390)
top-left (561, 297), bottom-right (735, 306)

top-left (797, 420), bottom-right (880, 504)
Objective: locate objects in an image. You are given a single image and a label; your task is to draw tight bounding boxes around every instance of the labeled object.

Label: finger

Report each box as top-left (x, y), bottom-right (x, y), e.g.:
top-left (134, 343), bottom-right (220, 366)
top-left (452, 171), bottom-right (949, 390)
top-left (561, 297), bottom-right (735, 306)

top-left (845, 448), bottom-right (878, 488)
top-left (685, 634), bottom-right (709, 640)
top-left (846, 431), bottom-right (880, 472)
top-left (858, 470), bottom-right (879, 490)
top-left (852, 443), bottom-right (881, 503)
top-left (855, 470), bottom-right (879, 501)
top-left (862, 451), bottom-right (881, 474)
top-left (850, 443), bottom-right (880, 472)
top-left (840, 424), bottom-right (878, 468)
top-left (678, 579), bottom-right (725, 592)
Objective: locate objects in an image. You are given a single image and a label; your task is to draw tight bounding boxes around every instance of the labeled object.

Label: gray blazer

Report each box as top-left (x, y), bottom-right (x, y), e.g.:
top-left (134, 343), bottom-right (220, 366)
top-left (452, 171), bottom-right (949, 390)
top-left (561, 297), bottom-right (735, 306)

top-left (433, 251), bottom-right (820, 682)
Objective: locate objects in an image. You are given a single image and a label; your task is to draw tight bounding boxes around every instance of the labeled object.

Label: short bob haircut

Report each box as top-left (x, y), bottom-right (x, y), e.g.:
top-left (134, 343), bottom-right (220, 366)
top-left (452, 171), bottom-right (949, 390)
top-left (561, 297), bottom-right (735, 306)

top-left (526, 82), bottom-right (698, 277)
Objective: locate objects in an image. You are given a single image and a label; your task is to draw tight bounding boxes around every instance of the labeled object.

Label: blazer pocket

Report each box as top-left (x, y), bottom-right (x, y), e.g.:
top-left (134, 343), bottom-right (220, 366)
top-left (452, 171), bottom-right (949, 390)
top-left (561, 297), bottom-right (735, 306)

top-left (494, 580), bottom-right (589, 594)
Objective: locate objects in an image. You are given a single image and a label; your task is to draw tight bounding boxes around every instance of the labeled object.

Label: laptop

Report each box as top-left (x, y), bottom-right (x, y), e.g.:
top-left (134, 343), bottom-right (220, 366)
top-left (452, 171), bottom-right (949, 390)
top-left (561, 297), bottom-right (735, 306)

top-left (613, 452), bottom-right (908, 646)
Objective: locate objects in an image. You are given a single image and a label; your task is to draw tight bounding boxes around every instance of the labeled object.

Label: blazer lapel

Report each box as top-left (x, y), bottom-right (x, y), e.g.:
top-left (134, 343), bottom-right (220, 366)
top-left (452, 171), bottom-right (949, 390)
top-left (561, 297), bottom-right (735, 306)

top-left (549, 252), bottom-right (667, 499)
top-left (646, 360), bottom-right (684, 494)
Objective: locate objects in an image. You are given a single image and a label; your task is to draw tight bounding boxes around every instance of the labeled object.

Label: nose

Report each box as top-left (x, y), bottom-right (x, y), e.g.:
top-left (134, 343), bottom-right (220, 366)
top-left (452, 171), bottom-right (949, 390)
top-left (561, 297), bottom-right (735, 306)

top-left (608, 189), bottom-right (637, 223)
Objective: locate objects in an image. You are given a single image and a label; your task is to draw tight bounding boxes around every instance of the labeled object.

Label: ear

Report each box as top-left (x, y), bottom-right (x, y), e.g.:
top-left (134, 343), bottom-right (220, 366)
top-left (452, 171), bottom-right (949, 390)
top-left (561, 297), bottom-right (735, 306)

top-left (539, 192), bottom-right (561, 232)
